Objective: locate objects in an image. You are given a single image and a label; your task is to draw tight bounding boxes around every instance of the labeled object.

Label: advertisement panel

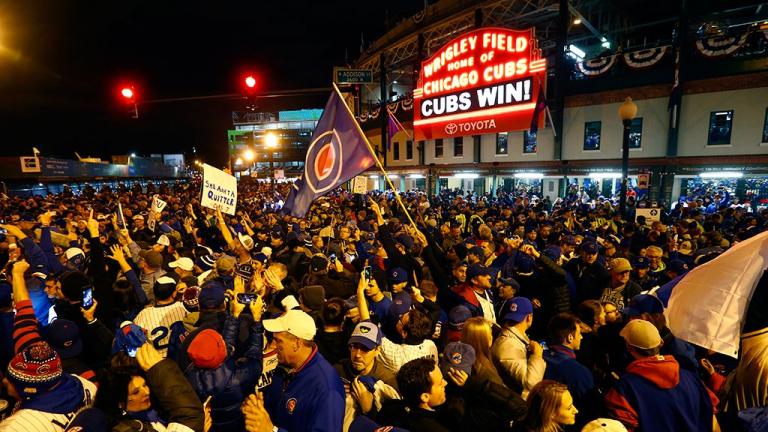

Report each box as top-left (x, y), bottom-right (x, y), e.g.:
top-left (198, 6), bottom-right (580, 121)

top-left (413, 27), bottom-right (546, 141)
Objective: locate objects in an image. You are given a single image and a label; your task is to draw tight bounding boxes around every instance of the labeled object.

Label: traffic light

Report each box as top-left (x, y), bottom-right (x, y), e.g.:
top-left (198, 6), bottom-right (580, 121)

top-left (244, 75), bottom-right (256, 89)
top-left (119, 85), bottom-right (139, 119)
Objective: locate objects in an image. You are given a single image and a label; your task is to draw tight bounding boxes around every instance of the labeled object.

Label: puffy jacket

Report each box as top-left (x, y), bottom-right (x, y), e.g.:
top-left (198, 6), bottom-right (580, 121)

top-left (184, 315), bottom-right (263, 432)
top-left (605, 355), bottom-right (716, 432)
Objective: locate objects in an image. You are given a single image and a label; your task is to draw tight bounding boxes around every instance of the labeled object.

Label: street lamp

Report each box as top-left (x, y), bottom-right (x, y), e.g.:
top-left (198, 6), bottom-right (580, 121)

top-left (264, 132), bottom-right (279, 187)
top-left (265, 132), bottom-right (278, 148)
top-left (243, 149), bottom-right (255, 162)
top-left (618, 97), bottom-right (638, 219)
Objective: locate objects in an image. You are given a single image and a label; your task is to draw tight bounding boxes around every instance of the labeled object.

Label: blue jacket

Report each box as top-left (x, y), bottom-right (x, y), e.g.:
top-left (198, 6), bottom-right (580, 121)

top-left (185, 315), bottom-right (263, 432)
top-left (21, 237), bottom-right (53, 324)
top-left (605, 355), bottom-right (714, 432)
top-left (543, 345), bottom-right (595, 399)
top-left (263, 346), bottom-right (345, 432)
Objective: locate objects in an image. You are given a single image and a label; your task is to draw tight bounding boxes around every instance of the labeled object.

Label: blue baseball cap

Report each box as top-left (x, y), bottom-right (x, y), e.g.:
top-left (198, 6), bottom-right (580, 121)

top-left (581, 241), bottom-right (599, 254)
top-left (623, 294), bottom-right (664, 316)
top-left (349, 321), bottom-right (382, 350)
top-left (502, 297), bottom-right (533, 323)
top-left (633, 256), bottom-right (650, 269)
top-left (388, 267), bottom-right (408, 284)
top-left (466, 263), bottom-right (492, 280)
top-left (441, 341), bottom-right (476, 377)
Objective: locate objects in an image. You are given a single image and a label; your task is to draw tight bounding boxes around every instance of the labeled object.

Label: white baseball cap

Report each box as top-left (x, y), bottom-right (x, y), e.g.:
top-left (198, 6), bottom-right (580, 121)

top-left (169, 257), bottom-right (194, 272)
top-left (156, 235), bottom-right (170, 247)
top-left (238, 232), bottom-right (254, 251)
top-left (581, 418), bottom-right (627, 432)
top-left (263, 309), bottom-right (316, 340)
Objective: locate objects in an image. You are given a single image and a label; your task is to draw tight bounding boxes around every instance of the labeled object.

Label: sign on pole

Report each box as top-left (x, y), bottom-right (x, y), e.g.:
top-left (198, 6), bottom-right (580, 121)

top-left (352, 176), bottom-right (368, 194)
top-left (635, 208), bottom-right (661, 225)
top-left (334, 68), bottom-right (373, 84)
top-left (201, 163), bottom-right (238, 215)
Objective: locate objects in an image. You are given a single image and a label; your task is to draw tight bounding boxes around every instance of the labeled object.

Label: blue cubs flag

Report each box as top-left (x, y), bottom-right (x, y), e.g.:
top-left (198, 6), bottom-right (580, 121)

top-left (282, 87), bottom-right (377, 217)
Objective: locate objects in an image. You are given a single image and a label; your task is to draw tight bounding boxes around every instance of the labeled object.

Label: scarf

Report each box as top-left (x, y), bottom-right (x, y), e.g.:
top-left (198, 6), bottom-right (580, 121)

top-left (20, 374), bottom-right (85, 414)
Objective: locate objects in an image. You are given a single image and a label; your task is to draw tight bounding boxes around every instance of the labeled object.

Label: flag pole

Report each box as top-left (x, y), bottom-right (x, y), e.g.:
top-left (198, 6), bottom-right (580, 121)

top-left (332, 83), bottom-right (418, 229)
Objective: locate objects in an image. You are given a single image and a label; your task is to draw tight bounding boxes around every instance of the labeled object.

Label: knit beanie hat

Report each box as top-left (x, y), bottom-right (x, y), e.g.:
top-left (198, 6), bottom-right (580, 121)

top-left (187, 329), bottom-right (227, 369)
top-left (7, 342), bottom-right (63, 398)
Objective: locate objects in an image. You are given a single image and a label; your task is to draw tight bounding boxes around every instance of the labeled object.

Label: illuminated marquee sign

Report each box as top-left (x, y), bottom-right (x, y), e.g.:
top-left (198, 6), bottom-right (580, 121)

top-left (413, 27), bottom-right (546, 141)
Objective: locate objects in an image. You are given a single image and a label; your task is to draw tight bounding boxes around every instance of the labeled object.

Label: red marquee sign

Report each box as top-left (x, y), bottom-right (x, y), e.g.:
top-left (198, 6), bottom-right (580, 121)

top-left (413, 27), bottom-right (546, 141)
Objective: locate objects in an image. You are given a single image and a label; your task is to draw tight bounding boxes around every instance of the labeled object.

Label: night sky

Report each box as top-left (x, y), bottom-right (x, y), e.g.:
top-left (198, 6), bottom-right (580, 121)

top-left (0, 0), bottom-right (422, 166)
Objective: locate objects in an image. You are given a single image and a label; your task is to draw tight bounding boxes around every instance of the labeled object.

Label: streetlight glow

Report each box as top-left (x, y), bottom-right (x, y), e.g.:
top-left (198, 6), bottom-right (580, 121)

top-left (265, 132), bottom-right (278, 148)
top-left (243, 149), bottom-right (255, 161)
top-left (235, 158), bottom-right (243, 166)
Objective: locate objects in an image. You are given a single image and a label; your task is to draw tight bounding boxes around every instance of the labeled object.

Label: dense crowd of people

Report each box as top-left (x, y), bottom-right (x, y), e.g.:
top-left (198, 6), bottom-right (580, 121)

top-left (0, 178), bottom-right (765, 432)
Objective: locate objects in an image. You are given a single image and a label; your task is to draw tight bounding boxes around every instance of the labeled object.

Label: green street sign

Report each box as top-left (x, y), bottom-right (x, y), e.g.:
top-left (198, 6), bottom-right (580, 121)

top-left (334, 68), bottom-right (373, 84)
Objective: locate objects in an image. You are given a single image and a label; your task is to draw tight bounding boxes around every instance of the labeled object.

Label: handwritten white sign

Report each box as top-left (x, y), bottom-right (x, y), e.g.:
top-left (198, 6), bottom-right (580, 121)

top-left (201, 163), bottom-right (238, 215)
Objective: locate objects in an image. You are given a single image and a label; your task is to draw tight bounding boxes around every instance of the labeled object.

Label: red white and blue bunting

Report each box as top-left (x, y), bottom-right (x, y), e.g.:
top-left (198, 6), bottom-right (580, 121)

top-left (357, 96), bottom-right (413, 123)
top-left (577, 54), bottom-right (617, 76)
top-left (623, 46), bottom-right (669, 69)
top-left (695, 33), bottom-right (750, 57)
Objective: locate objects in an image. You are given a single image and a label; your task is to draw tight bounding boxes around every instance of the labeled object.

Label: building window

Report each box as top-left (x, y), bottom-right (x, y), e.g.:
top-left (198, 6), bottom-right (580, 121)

top-left (496, 133), bottom-right (508, 154)
top-left (523, 131), bottom-right (537, 154)
top-left (454, 137), bottom-right (464, 157)
top-left (393, 142), bottom-right (400, 160)
top-left (708, 110), bottom-right (733, 145)
top-left (583, 121), bottom-right (602, 151)
top-left (629, 118), bottom-right (643, 149)
top-left (435, 139), bottom-right (444, 158)
top-left (762, 108), bottom-right (768, 144)
top-left (406, 140), bottom-right (413, 159)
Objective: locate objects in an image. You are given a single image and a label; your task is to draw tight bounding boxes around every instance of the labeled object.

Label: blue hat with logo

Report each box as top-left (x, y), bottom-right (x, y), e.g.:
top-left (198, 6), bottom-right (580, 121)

top-left (581, 241), bottom-right (599, 254)
top-left (441, 342), bottom-right (476, 377)
top-left (502, 297), bottom-right (533, 323)
top-left (633, 256), bottom-right (650, 269)
top-left (387, 291), bottom-right (412, 319)
top-left (388, 267), bottom-right (408, 284)
top-left (349, 321), bottom-right (382, 350)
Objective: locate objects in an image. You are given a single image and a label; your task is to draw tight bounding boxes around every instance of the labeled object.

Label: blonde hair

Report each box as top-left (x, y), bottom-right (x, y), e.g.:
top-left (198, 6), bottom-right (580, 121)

top-left (522, 380), bottom-right (569, 432)
top-left (461, 317), bottom-right (495, 374)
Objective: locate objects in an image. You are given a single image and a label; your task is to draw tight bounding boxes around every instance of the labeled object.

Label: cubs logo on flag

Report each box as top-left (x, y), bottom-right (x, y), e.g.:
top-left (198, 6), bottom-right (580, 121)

top-left (283, 86), bottom-right (377, 217)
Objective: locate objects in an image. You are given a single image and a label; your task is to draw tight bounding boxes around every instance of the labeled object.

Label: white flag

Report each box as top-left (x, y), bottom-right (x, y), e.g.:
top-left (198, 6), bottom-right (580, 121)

top-left (665, 231), bottom-right (768, 358)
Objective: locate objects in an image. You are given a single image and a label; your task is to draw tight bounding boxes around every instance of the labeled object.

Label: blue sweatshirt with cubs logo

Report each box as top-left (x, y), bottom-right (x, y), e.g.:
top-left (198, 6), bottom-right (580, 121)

top-left (263, 346), bottom-right (345, 432)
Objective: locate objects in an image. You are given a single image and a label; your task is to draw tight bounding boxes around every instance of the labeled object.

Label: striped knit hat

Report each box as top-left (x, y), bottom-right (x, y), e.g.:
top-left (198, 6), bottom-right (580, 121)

top-left (7, 342), bottom-right (63, 397)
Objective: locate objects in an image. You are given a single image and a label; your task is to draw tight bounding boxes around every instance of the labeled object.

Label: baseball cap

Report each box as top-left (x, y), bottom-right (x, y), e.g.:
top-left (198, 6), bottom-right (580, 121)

top-left (216, 255), bottom-right (237, 273)
top-left (238, 232), bottom-right (255, 251)
top-left (198, 284), bottom-right (226, 309)
top-left (610, 258), bottom-right (632, 273)
top-left (388, 267), bottom-right (408, 283)
top-left (667, 259), bottom-right (690, 275)
top-left (678, 241), bottom-right (694, 255)
top-left (468, 246), bottom-right (485, 258)
top-left (542, 245), bottom-right (561, 261)
top-left (498, 277), bottom-right (520, 291)
top-left (622, 294), bottom-right (664, 316)
top-left (156, 235), bottom-right (170, 247)
top-left (448, 305), bottom-right (472, 330)
top-left (581, 418), bottom-right (628, 432)
top-left (252, 252), bottom-right (268, 265)
top-left (263, 309), bottom-right (316, 340)
top-left (45, 318), bottom-right (83, 359)
top-left (387, 291), bottom-right (413, 319)
top-left (502, 297), bottom-right (533, 323)
top-left (349, 321), bottom-right (382, 350)
top-left (620, 319), bottom-right (663, 350)
top-left (153, 276), bottom-right (178, 300)
top-left (132, 214), bottom-right (144, 221)
top-left (466, 263), bottom-right (492, 280)
top-left (441, 342), bottom-right (476, 377)
top-left (139, 250), bottom-right (163, 269)
top-left (169, 257), bottom-right (194, 272)
top-left (188, 329), bottom-right (228, 369)
top-left (65, 247), bottom-right (85, 261)
top-left (581, 241), bottom-right (599, 254)
top-left (310, 255), bottom-right (329, 273)
top-left (562, 235), bottom-right (577, 245)
top-left (111, 321), bottom-right (148, 355)
top-left (633, 256), bottom-right (650, 269)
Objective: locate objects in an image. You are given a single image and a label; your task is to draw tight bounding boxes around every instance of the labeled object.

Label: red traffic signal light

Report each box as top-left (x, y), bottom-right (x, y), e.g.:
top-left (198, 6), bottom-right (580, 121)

top-left (244, 76), bottom-right (256, 88)
top-left (121, 87), bottom-right (135, 99)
